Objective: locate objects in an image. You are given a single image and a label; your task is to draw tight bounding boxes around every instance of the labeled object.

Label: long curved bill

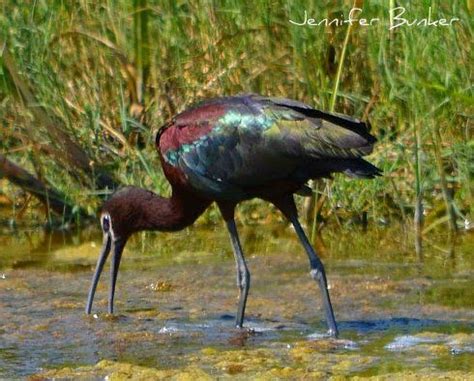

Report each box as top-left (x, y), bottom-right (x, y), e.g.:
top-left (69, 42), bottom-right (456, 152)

top-left (85, 234), bottom-right (112, 314)
top-left (108, 239), bottom-right (125, 314)
top-left (85, 234), bottom-right (127, 315)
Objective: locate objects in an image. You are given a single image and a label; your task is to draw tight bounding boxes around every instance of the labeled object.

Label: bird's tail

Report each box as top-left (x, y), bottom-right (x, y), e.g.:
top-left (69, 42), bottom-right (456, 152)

top-left (309, 158), bottom-right (382, 179)
top-left (341, 158), bottom-right (382, 179)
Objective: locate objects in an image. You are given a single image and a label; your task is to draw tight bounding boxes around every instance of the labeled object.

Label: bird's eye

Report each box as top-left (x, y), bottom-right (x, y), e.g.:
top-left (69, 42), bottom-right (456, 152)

top-left (102, 215), bottom-right (110, 233)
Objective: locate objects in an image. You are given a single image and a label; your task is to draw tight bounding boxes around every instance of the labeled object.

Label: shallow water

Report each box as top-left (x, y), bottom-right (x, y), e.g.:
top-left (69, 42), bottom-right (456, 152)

top-left (0, 222), bottom-right (473, 379)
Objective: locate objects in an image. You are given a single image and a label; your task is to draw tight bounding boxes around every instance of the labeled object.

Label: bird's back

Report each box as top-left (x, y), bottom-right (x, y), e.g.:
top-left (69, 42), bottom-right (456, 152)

top-left (156, 94), bottom-right (380, 200)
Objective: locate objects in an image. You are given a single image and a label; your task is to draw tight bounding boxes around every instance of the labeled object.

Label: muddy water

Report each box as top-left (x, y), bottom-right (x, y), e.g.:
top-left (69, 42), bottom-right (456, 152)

top-left (0, 222), bottom-right (472, 379)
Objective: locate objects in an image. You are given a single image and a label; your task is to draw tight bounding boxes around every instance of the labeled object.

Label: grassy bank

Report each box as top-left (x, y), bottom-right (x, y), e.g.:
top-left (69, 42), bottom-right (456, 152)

top-left (0, 1), bottom-right (472, 234)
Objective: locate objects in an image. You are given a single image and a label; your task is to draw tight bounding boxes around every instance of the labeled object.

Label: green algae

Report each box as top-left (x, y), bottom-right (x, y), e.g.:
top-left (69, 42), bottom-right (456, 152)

top-left (0, 225), bottom-right (472, 379)
top-left (350, 371), bottom-right (474, 381)
top-left (423, 282), bottom-right (474, 309)
top-left (35, 341), bottom-right (474, 380)
top-left (39, 360), bottom-right (214, 381)
top-left (31, 329), bottom-right (474, 379)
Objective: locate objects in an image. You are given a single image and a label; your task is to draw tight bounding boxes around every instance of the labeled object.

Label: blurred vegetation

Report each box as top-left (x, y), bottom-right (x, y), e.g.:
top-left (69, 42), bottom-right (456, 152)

top-left (0, 0), bottom-right (472, 235)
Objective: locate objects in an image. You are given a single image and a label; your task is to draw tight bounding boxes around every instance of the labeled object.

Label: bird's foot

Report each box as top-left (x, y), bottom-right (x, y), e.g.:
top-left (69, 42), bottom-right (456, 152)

top-left (327, 328), bottom-right (339, 338)
top-left (229, 326), bottom-right (258, 346)
top-left (235, 323), bottom-right (253, 332)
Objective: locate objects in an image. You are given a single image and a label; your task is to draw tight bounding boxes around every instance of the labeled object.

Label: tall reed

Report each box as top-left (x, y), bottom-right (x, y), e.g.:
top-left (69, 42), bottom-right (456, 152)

top-left (0, 1), bottom-right (471, 238)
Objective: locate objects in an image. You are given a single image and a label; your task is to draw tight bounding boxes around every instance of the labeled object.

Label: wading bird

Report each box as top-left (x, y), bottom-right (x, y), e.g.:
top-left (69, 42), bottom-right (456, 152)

top-left (85, 94), bottom-right (380, 337)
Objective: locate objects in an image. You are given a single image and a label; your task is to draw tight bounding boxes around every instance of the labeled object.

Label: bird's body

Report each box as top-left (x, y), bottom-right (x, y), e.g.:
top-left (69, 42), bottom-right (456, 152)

top-left (87, 94), bottom-right (381, 337)
top-left (157, 94), bottom-right (378, 202)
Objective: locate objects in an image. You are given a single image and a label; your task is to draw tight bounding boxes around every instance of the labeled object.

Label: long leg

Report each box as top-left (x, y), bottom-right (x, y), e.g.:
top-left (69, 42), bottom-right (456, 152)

top-left (225, 219), bottom-right (251, 328)
top-left (218, 202), bottom-right (251, 328)
top-left (271, 195), bottom-right (338, 337)
top-left (290, 214), bottom-right (338, 337)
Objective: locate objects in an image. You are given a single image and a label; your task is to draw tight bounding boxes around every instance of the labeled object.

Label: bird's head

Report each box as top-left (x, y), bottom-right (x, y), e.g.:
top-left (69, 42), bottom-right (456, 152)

top-left (85, 186), bottom-right (159, 315)
top-left (100, 186), bottom-right (157, 240)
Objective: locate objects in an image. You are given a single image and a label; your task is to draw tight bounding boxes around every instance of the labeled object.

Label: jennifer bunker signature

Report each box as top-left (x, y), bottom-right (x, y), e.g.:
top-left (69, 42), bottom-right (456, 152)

top-left (289, 7), bottom-right (460, 30)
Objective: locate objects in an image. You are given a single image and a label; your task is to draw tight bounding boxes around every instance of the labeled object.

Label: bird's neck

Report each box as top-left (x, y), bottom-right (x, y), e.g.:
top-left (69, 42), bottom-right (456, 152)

top-left (139, 188), bottom-right (211, 232)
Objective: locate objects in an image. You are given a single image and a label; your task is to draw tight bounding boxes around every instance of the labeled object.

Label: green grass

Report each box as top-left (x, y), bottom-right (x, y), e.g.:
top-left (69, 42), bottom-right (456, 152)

top-left (0, 1), bottom-right (472, 232)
